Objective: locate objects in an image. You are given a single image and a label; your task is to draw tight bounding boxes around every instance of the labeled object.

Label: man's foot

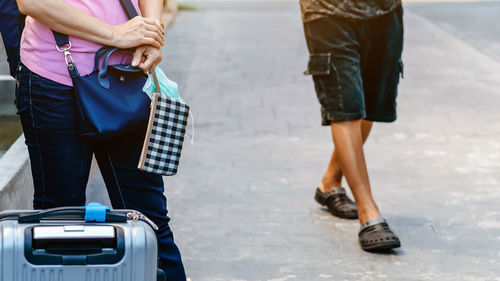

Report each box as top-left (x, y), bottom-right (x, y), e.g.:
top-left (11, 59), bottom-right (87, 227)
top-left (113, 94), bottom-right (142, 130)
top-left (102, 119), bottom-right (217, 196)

top-left (315, 187), bottom-right (358, 219)
top-left (358, 217), bottom-right (401, 252)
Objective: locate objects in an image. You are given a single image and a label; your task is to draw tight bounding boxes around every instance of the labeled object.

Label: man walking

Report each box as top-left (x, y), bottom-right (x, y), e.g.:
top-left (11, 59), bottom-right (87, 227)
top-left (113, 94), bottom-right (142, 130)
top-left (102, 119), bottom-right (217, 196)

top-left (301, 0), bottom-right (404, 251)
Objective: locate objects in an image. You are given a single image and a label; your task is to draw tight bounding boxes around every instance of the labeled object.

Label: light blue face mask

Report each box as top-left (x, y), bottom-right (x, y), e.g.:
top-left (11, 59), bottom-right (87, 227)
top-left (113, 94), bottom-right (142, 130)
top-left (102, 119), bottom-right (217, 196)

top-left (142, 67), bottom-right (184, 104)
top-left (143, 67), bottom-right (194, 143)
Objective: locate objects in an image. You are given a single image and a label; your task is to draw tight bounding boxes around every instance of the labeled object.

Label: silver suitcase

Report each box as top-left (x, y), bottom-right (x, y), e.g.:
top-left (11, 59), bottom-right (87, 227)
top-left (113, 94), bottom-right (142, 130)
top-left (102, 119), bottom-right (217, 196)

top-left (0, 205), bottom-right (162, 281)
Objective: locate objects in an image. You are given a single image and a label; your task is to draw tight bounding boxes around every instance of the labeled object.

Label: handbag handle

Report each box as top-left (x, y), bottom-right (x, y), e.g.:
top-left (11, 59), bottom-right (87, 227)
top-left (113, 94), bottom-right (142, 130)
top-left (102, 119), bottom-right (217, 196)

top-left (151, 69), bottom-right (161, 94)
top-left (97, 48), bottom-right (122, 89)
top-left (92, 47), bottom-right (114, 72)
top-left (95, 47), bottom-right (160, 91)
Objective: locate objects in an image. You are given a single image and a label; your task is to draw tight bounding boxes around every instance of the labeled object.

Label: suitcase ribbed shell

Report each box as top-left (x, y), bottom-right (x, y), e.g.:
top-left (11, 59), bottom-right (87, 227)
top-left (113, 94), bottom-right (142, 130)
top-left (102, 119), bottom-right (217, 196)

top-left (0, 218), bottom-right (157, 281)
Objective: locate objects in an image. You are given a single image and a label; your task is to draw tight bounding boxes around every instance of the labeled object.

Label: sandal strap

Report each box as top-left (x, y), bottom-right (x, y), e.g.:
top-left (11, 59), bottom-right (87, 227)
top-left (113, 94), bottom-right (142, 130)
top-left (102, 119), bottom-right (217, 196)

top-left (360, 217), bottom-right (387, 231)
top-left (320, 187), bottom-right (354, 208)
top-left (321, 186), bottom-right (347, 197)
top-left (326, 193), bottom-right (353, 208)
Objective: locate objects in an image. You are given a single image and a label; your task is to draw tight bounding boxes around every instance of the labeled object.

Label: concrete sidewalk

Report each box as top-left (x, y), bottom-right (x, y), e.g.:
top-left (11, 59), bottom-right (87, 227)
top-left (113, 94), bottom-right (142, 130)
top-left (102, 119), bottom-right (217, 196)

top-left (87, 1), bottom-right (500, 280)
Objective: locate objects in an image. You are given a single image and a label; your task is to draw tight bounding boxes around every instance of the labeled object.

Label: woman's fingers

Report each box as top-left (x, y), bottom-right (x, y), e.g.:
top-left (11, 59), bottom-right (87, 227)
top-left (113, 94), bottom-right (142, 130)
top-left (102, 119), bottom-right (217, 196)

top-left (132, 47), bottom-right (145, 67)
top-left (143, 30), bottom-right (164, 46)
top-left (111, 16), bottom-right (165, 49)
top-left (136, 46), bottom-right (162, 73)
top-left (136, 17), bottom-right (164, 46)
top-left (141, 38), bottom-right (161, 49)
top-left (144, 23), bottom-right (165, 43)
top-left (139, 17), bottom-right (164, 40)
top-left (143, 17), bottom-right (164, 32)
top-left (139, 55), bottom-right (155, 72)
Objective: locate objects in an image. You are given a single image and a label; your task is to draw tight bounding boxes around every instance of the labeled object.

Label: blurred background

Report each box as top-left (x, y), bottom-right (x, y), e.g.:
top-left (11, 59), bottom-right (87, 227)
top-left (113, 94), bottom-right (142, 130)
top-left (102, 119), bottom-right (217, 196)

top-left (2, 0), bottom-right (500, 280)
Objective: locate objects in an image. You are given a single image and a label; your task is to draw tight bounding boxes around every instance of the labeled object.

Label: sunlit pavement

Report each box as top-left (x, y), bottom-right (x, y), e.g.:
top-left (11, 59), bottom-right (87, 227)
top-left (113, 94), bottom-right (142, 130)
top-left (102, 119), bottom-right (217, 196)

top-left (85, 1), bottom-right (500, 280)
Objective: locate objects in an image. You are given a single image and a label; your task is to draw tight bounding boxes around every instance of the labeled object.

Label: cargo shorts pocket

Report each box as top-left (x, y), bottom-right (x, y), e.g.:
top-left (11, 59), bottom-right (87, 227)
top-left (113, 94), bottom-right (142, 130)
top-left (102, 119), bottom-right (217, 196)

top-left (304, 53), bottom-right (341, 91)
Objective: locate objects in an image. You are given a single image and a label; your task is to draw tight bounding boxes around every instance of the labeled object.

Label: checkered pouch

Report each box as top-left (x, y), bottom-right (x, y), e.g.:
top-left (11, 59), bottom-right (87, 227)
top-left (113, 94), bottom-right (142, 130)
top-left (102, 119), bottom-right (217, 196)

top-left (138, 91), bottom-right (190, 176)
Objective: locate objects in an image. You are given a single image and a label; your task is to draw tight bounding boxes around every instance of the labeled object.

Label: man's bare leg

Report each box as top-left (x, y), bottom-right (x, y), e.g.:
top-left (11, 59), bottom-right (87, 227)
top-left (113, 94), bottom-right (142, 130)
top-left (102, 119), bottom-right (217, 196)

top-left (328, 120), bottom-right (380, 224)
top-left (319, 120), bottom-right (373, 193)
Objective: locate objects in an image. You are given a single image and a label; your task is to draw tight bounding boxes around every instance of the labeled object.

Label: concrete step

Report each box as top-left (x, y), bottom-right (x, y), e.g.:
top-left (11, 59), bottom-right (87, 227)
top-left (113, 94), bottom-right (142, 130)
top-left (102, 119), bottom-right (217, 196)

top-left (0, 135), bottom-right (32, 211)
top-left (0, 75), bottom-right (16, 116)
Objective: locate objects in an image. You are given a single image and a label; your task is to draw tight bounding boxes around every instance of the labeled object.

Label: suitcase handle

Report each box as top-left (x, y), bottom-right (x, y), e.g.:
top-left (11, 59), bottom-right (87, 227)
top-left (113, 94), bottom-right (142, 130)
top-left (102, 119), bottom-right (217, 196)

top-left (18, 207), bottom-right (127, 223)
top-left (24, 226), bottom-right (126, 265)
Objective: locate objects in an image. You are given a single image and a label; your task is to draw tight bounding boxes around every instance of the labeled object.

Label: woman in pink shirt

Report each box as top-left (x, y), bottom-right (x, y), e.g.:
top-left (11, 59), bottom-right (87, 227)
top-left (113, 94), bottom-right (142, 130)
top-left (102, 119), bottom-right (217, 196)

top-left (15, 0), bottom-right (186, 279)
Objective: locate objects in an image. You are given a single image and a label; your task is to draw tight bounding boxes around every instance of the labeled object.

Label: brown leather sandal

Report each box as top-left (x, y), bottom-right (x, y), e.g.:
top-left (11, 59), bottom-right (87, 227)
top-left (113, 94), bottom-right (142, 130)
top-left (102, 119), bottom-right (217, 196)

top-left (359, 217), bottom-right (401, 252)
top-left (315, 187), bottom-right (358, 219)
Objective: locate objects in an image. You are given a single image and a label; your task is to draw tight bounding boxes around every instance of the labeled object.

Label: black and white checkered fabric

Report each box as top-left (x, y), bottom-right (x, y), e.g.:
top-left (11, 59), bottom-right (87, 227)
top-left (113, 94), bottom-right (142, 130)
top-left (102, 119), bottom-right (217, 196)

top-left (143, 95), bottom-right (190, 176)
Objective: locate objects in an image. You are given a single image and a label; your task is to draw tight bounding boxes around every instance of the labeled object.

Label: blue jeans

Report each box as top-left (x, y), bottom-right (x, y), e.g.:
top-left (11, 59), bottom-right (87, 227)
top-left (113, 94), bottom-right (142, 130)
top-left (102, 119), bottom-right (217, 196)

top-left (15, 63), bottom-right (186, 280)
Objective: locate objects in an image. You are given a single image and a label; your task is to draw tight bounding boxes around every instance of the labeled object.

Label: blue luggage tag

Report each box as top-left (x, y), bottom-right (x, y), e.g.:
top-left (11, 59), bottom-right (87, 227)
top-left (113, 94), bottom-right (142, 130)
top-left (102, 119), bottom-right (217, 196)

top-left (84, 202), bottom-right (109, 223)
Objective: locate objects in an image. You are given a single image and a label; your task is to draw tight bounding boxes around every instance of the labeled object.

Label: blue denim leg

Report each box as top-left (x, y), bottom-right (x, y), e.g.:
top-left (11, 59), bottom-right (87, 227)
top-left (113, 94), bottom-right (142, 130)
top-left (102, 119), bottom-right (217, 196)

top-left (16, 64), bottom-right (186, 280)
top-left (94, 129), bottom-right (187, 280)
top-left (16, 64), bottom-right (92, 209)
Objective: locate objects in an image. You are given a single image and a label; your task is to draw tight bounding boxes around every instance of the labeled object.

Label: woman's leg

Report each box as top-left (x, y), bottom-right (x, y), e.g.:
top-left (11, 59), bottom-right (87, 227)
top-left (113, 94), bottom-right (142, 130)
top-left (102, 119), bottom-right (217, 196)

top-left (94, 128), bottom-right (186, 281)
top-left (16, 65), bottom-right (92, 209)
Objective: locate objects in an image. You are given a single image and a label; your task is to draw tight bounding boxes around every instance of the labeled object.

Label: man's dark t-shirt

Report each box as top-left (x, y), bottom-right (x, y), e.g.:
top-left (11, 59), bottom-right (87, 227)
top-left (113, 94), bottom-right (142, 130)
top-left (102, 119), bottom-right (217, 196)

top-left (300, 0), bottom-right (402, 22)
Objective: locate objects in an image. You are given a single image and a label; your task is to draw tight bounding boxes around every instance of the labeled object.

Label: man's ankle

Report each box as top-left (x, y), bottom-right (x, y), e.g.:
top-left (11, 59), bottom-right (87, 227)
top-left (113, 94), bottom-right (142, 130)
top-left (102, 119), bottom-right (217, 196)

top-left (319, 181), bottom-right (342, 193)
top-left (357, 209), bottom-right (382, 225)
top-left (357, 202), bottom-right (382, 224)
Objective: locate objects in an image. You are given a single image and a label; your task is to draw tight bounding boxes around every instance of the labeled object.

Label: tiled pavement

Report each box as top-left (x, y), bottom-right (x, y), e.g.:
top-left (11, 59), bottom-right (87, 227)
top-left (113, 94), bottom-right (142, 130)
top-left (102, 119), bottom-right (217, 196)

top-left (88, 1), bottom-right (500, 280)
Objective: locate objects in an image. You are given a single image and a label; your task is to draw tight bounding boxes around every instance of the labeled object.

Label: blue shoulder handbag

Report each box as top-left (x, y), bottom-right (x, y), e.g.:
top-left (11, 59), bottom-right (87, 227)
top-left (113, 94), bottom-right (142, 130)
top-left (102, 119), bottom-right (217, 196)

top-left (51, 0), bottom-right (150, 140)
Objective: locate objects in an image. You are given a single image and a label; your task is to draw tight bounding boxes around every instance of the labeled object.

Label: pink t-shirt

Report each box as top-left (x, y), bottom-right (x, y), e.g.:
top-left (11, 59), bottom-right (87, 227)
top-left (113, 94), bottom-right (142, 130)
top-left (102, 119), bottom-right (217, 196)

top-left (20, 0), bottom-right (140, 86)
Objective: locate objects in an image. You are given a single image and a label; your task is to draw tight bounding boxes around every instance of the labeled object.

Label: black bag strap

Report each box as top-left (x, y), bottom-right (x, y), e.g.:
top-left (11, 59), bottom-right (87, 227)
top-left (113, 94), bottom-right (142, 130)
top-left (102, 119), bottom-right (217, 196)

top-left (52, 31), bottom-right (69, 48)
top-left (52, 0), bottom-right (138, 49)
top-left (119, 0), bottom-right (139, 19)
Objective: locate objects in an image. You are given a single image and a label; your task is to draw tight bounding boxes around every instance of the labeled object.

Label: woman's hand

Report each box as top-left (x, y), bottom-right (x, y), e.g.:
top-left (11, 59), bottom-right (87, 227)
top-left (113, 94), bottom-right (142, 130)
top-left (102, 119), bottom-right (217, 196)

top-left (112, 17), bottom-right (165, 49)
top-left (132, 45), bottom-right (162, 73)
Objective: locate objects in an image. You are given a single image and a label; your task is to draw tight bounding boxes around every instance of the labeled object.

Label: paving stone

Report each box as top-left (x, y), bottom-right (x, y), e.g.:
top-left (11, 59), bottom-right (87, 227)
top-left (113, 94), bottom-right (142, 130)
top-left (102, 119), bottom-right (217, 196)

top-left (88, 1), bottom-right (500, 280)
top-left (152, 2), bottom-right (500, 280)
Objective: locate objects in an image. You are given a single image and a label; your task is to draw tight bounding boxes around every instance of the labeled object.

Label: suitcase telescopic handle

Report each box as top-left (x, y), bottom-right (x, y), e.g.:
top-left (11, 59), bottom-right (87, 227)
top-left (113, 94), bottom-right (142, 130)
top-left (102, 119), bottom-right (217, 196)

top-left (24, 225), bottom-right (126, 265)
top-left (18, 207), bottom-right (127, 223)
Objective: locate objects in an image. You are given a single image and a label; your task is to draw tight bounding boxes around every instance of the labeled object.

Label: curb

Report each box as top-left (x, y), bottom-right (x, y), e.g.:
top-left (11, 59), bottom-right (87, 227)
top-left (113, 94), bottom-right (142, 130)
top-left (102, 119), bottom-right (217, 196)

top-left (0, 135), bottom-right (33, 211)
top-left (0, 75), bottom-right (16, 116)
